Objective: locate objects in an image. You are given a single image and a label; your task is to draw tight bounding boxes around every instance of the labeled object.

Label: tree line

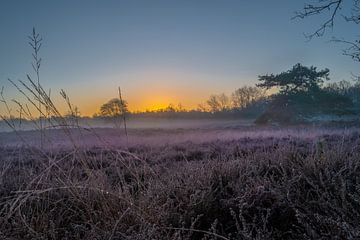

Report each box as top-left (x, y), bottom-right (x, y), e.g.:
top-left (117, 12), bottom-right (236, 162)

top-left (95, 85), bottom-right (266, 120)
top-left (93, 63), bottom-right (360, 125)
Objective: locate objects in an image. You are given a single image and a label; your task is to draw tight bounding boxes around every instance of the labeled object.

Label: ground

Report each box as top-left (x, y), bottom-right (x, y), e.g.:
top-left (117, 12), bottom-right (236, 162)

top-left (0, 124), bottom-right (360, 239)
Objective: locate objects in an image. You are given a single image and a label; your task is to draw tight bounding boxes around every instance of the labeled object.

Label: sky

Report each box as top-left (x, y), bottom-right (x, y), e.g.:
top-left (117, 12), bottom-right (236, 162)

top-left (0, 0), bottom-right (359, 116)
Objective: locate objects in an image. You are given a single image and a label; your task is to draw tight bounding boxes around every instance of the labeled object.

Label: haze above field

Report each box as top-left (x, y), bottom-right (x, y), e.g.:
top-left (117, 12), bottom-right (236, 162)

top-left (0, 0), bottom-right (358, 116)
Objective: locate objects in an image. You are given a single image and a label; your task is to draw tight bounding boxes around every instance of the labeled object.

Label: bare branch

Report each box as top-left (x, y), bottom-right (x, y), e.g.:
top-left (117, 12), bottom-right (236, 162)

top-left (294, 0), bottom-right (343, 39)
top-left (333, 38), bottom-right (360, 61)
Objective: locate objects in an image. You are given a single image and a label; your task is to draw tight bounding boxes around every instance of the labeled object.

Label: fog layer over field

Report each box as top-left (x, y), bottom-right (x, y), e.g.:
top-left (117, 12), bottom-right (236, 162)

top-left (0, 118), bottom-right (254, 133)
top-left (1, 123), bottom-right (359, 150)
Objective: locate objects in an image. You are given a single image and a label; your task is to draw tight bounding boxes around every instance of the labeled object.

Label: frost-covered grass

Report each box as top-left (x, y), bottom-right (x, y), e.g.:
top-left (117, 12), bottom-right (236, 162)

top-left (1, 127), bottom-right (360, 239)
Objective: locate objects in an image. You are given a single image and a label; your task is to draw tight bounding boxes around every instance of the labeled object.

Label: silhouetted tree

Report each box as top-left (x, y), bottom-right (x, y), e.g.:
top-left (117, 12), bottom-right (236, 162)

top-left (232, 86), bottom-right (265, 109)
top-left (256, 64), bottom-right (353, 124)
top-left (197, 103), bottom-right (208, 112)
top-left (206, 93), bottom-right (230, 113)
top-left (325, 79), bottom-right (360, 112)
top-left (218, 93), bottom-right (230, 111)
top-left (100, 98), bottom-right (128, 120)
top-left (165, 104), bottom-right (176, 113)
top-left (207, 95), bottom-right (220, 112)
top-left (257, 63), bottom-right (330, 93)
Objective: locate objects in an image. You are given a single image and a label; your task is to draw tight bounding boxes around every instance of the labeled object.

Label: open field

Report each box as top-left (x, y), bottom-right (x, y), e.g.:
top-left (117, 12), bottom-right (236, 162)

top-left (1, 125), bottom-right (360, 239)
top-left (2, 0), bottom-right (360, 239)
top-left (1, 121), bottom-right (359, 148)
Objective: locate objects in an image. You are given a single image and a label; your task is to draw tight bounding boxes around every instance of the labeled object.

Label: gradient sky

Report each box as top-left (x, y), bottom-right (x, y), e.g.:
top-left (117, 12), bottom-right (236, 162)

top-left (0, 0), bottom-right (358, 116)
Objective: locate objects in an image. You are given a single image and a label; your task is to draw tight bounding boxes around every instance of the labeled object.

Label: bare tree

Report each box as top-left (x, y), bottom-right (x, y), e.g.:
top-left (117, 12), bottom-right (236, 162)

top-left (206, 94), bottom-right (230, 112)
top-left (218, 93), bottom-right (230, 111)
top-left (197, 103), bottom-right (208, 112)
top-left (232, 86), bottom-right (265, 110)
top-left (326, 79), bottom-right (360, 107)
top-left (207, 95), bottom-right (222, 113)
top-left (294, 0), bottom-right (360, 63)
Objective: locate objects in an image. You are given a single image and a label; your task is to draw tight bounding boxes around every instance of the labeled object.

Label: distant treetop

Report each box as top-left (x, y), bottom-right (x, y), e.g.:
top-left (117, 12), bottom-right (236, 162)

top-left (257, 63), bottom-right (330, 94)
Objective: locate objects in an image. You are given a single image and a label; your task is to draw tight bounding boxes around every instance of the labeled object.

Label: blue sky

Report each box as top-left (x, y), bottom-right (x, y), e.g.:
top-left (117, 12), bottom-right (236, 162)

top-left (0, 0), bottom-right (358, 115)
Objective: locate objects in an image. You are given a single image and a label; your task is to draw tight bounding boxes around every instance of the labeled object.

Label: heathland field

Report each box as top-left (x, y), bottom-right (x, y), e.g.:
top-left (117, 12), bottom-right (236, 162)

top-left (1, 125), bottom-right (360, 239)
top-left (2, 0), bottom-right (360, 239)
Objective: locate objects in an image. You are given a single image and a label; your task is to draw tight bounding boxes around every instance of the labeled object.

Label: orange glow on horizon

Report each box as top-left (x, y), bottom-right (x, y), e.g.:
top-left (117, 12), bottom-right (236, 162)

top-left (75, 93), bottom-right (201, 116)
top-left (78, 101), bottom-right (197, 116)
top-left (53, 69), bottom-right (233, 117)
